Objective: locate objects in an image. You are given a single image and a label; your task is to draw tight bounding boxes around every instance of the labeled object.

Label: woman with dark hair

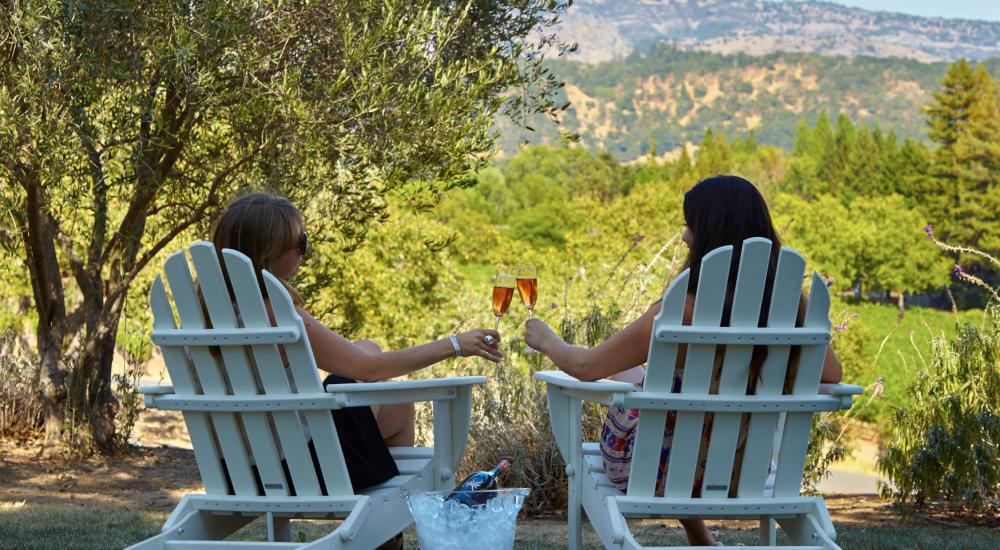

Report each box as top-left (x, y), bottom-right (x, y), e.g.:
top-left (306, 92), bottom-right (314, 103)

top-left (524, 175), bottom-right (842, 546)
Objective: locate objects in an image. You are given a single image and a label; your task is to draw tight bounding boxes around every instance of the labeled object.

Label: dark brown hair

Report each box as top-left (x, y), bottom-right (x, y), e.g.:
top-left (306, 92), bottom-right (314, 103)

top-left (681, 175), bottom-right (791, 390)
top-left (210, 192), bottom-right (304, 305)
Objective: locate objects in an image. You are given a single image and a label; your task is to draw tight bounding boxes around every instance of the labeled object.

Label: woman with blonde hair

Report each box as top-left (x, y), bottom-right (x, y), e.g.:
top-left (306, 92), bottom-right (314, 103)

top-left (209, 192), bottom-right (502, 548)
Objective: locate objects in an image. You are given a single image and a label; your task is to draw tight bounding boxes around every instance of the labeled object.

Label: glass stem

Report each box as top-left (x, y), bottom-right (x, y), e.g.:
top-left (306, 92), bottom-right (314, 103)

top-left (528, 308), bottom-right (534, 319)
top-left (495, 316), bottom-right (501, 330)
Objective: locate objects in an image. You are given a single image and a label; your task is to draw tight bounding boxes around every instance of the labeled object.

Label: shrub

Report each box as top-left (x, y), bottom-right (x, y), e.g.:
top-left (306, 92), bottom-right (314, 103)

top-left (878, 232), bottom-right (1000, 512)
top-left (877, 309), bottom-right (999, 512)
top-left (0, 329), bottom-right (43, 438)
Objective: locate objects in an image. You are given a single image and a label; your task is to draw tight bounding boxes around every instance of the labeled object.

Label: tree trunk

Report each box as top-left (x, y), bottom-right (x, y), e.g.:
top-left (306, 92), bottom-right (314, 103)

top-left (19, 168), bottom-right (71, 451)
top-left (86, 329), bottom-right (120, 452)
top-left (897, 292), bottom-right (906, 321)
top-left (37, 335), bottom-right (68, 447)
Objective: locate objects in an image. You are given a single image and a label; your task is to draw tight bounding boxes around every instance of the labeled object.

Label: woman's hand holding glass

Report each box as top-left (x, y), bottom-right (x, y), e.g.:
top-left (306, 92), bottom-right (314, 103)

top-left (455, 329), bottom-right (504, 362)
top-left (523, 318), bottom-right (558, 355)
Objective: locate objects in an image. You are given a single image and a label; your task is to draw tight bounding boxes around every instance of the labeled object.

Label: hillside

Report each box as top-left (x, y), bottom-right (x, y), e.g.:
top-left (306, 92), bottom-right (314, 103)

top-left (557, 0), bottom-right (1000, 64)
top-left (497, 46), bottom-right (1000, 159)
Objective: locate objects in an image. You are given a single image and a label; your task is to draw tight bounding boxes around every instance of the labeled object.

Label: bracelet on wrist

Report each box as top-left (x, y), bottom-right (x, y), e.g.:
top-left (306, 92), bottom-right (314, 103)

top-left (448, 335), bottom-right (462, 357)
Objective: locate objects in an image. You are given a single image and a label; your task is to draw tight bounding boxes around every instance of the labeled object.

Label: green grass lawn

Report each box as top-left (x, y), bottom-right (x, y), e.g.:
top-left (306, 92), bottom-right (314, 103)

top-left (2, 501), bottom-right (996, 549)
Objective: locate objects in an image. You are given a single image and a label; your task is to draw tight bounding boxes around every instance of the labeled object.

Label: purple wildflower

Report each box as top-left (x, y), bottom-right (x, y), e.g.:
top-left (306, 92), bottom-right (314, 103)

top-left (924, 224), bottom-right (934, 239)
top-left (953, 264), bottom-right (967, 277)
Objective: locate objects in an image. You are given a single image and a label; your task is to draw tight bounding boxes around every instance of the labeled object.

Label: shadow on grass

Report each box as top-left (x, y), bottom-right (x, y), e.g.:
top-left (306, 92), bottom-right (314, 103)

top-left (1, 501), bottom-right (997, 549)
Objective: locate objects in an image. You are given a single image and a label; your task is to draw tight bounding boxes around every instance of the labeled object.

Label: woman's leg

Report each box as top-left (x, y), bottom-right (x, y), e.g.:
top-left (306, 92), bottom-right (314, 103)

top-left (354, 339), bottom-right (416, 447)
top-left (680, 519), bottom-right (716, 545)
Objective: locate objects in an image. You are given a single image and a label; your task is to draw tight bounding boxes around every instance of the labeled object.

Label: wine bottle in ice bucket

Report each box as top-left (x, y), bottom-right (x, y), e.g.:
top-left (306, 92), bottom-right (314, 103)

top-left (445, 457), bottom-right (512, 506)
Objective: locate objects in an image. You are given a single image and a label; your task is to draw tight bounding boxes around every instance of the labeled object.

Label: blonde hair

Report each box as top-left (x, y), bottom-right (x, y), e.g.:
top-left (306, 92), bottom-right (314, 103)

top-left (210, 191), bottom-right (305, 306)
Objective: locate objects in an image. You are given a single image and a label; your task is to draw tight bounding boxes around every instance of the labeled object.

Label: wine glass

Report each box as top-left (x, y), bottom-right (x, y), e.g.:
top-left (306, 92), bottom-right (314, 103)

top-left (513, 264), bottom-right (538, 352)
top-left (491, 273), bottom-right (516, 330)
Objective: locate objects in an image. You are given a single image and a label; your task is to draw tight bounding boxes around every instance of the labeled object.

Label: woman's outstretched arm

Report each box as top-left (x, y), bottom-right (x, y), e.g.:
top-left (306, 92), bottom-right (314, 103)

top-left (525, 300), bottom-right (668, 381)
top-left (296, 307), bottom-right (502, 382)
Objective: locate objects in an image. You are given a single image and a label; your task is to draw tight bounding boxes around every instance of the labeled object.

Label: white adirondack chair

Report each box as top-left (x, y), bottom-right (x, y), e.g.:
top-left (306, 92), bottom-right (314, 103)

top-left (127, 242), bottom-right (485, 549)
top-left (535, 238), bottom-right (863, 550)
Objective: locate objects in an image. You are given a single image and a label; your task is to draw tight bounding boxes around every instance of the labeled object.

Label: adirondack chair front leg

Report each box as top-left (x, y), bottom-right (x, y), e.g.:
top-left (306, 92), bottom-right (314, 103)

top-left (776, 513), bottom-right (840, 550)
top-left (267, 514), bottom-right (291, 542)
top-left (759, 517), bottom-right (776, 545)
top-left (431, 384), bottom-right (474, 489)
top-left (544, 384), bottom-right (584, 550)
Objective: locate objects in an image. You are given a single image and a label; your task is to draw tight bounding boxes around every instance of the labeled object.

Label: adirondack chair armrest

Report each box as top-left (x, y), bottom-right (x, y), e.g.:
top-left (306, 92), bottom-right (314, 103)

top-left (324, 376), bottom-right (487, 407)
top-left (818, 383), bottom-right (863, 410)
top-left (140, 385), bottom-right (175, 395)
top-left (534, 370), bottom-right (636, 408)
top-left (139, 385), bottom-right (174, 409)
top-left (817, 383), bottom-right (864, 396)
top-left (533, 370), bottom-right (635, 392)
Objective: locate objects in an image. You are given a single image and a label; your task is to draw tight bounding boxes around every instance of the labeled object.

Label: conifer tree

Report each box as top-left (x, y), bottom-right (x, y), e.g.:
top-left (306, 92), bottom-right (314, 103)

top-left (694, 128), bottom-right (733, 178)
top-left (847, 127), bottom-right (880, 201)
top-left (953, 69), bottom-right (1000, 253)
top-left (673, 142), bottom-right (694, 183)
top-left (874, 129), bottom-right (903, 196)
top-left (812, 113), bottom-right (835, 159)
top-left (819, 114), bottom-right (857, 195)
top-left (898, 138), bottom-right (933, 206)
top-left (784, 119), bottom-right (821, 196)
top-left (927, 61), bottom-right (1000, 254)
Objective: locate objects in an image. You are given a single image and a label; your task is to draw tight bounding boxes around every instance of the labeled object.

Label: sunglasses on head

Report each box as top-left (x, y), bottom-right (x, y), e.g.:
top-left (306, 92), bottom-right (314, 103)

top-left (298, 232), bottom-right (308, 256)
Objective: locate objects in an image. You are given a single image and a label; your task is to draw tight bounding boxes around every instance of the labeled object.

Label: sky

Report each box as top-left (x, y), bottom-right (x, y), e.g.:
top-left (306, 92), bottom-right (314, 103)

top-left (778, 0), bottom-right (1000, 22)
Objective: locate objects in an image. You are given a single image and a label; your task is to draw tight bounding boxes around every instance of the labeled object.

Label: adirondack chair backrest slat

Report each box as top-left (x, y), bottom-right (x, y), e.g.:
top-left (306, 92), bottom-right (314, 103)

top-left (261, 268), bottom-right (354, 495)
top-left (163, 251), bottom-right (258, 495)
top-left (626, 270), bottom-right (688, 497)
top-left (222, 249), bottom-right (322, 497)
top-left (662, 245), bottom-right (733, 497)
top-left (773, 272), bottom-right (831, 496)
top-left (737, 247), bottom-right (806, 497)
top-left (150, 277), bottom-right (228, 494)
top-left (190, 243), bottom-right (289, 497)
top-left (636, 239), bottom-right (831, 501)
top-left (699, 237), bottom-right (773, 498)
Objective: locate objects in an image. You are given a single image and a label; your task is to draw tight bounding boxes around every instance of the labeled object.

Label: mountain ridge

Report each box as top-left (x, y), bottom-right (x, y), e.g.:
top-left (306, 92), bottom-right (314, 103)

top-left (497, 46), bottom-right (1000, 160)
top-left (556, 0), bottom-right (1000, 64)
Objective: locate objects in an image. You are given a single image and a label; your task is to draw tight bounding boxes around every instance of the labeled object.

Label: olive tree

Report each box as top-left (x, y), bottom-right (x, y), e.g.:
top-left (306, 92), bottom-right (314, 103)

top-left (0, 0), bottom-right (571, 452)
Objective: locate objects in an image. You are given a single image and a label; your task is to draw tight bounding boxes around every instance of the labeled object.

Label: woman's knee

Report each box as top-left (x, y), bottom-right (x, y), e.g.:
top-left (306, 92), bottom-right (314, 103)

top-left (377, 403), bottom-right (416, 447)
top-left (354, 338), bottom-right (382, 354)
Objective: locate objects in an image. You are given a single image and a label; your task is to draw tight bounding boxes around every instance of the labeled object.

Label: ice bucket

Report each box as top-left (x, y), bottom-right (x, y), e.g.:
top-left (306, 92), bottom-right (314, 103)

top-left (403, 488), bottom-right (530, 550)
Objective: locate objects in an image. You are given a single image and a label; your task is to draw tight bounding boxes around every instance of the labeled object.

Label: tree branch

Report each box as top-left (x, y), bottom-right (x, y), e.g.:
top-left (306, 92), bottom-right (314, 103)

top-left (127, 141), bottom-right (268, 283)
top-left (48, 213), bottom-right (93, 296)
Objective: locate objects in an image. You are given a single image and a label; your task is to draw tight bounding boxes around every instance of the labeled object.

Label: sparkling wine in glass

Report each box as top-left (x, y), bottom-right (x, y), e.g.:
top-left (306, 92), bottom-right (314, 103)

top-left (514, 264), bottom-right (538, 352)
top-left (491, 273), bottom-right (516, 330)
